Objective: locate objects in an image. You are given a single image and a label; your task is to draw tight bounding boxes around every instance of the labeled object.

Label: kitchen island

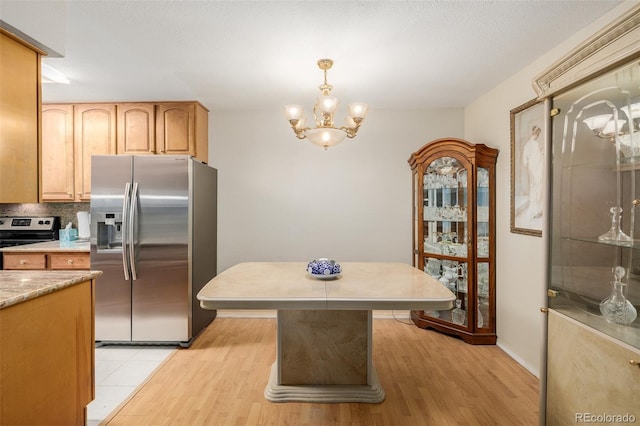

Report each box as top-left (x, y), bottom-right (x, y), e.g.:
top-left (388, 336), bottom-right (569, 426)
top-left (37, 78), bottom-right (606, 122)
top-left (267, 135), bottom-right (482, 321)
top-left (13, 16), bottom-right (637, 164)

top-left (0, 270), bottom-right (102, 425)
top-left (197, 262), bottom-right (455, 403)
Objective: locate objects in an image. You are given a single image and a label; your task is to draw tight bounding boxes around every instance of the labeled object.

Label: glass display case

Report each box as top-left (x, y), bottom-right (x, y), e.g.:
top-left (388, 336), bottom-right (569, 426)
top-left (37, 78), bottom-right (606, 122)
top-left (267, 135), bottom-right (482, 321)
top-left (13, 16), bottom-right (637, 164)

top-left (408, 138), bottom-right (498, 344)
top-left (549, 59), bottom-right (640, 349)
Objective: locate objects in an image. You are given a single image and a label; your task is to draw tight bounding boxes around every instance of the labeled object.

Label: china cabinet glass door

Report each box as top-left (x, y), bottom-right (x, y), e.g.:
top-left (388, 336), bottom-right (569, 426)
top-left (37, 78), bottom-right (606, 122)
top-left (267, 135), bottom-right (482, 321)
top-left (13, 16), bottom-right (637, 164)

top-left (549, 60), bottom-right (640, 349)
top-left (422, 157), bottom-right (470, 325)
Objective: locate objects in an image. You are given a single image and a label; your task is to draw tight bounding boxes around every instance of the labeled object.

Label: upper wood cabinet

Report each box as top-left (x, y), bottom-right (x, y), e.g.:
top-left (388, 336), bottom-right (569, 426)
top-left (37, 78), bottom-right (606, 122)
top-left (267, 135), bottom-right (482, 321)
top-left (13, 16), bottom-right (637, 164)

top-left (74, 104), bottom-right (117, 202)
top-left (42, 101), bottom-right (209, 202)
top-left (41, 104), bottom-right (75, 201)
top-left (117, 103), bottom-right (155, 155)
top-left (0, 30), bottom-right (43, 203)
top-left (155, 102), bottom-right (208, 162)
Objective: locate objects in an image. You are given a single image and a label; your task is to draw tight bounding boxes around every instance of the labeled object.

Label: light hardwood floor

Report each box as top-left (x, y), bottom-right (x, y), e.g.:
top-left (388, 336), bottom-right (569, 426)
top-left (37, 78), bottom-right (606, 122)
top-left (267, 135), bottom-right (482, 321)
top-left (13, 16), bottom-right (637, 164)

top-left (103, 318), bottom-right (539, 425)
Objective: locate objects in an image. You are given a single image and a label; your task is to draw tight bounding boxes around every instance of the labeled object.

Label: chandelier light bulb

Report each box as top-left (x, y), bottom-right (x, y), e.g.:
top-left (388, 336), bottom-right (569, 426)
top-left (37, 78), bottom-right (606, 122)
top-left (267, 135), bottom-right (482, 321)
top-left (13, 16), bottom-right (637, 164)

top-left (348, 102), bottom-right (368, 119)
top-left (284, 105), bottom-right (304, 121)
top-left (318, 96), bottom-right (339, 114)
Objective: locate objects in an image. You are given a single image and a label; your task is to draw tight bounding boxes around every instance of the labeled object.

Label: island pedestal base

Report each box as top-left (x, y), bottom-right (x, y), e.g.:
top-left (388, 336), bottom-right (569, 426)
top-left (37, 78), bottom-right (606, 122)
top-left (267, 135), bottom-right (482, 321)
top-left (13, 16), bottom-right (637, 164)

top-left (264, 309), bottom-right (385, 403)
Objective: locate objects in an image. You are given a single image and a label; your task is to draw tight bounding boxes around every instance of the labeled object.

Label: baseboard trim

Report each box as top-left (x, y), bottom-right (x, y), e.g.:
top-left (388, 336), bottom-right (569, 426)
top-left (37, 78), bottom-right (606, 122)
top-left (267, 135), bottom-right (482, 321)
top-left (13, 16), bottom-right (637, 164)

top-left (496, 341), bottom-right (540, 379)
top-left (216, 309), bottom-right (411, 320)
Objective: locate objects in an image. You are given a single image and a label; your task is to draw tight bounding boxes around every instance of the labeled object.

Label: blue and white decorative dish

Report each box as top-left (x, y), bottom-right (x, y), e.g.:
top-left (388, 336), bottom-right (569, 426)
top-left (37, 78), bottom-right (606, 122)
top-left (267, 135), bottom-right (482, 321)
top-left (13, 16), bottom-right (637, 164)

top-left (307, 258), bottom-right (341, 280)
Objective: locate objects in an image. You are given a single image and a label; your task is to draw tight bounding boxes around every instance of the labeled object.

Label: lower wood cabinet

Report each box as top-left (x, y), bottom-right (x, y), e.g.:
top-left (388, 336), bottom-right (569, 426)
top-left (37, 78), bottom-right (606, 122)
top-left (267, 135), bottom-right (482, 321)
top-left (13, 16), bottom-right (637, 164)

top-left (3, 251), bottom-right (90, 270)
top-left (0, 279), bottom-right (95, 426)
top-left (50, 252), bottom-right (91, 270)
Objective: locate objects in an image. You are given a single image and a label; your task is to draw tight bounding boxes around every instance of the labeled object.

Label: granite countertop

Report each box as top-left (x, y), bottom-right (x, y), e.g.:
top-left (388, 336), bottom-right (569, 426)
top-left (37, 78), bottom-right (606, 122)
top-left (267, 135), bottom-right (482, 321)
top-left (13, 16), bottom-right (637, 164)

top-left (0, 240), bottom-right (90, 252)
top-left (0, 270), bottom-right (102, 310)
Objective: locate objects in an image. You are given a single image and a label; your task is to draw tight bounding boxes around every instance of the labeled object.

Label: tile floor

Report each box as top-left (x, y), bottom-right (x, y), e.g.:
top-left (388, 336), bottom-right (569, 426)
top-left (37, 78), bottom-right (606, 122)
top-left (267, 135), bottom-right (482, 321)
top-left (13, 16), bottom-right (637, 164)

top-left (87, 345), bottom-right (176, 426)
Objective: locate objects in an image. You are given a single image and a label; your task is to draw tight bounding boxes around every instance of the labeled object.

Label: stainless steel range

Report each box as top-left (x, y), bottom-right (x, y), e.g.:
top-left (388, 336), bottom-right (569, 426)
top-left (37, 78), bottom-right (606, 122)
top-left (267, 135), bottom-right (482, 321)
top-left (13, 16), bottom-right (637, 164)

top-left (0, 216), bottom-right (61, 268)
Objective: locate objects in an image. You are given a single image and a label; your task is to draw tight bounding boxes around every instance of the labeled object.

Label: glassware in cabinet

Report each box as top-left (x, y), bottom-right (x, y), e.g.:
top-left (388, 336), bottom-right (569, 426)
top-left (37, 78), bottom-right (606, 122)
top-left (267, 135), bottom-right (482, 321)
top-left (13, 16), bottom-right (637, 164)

top-left (549, 59), bottom-right (640, 349)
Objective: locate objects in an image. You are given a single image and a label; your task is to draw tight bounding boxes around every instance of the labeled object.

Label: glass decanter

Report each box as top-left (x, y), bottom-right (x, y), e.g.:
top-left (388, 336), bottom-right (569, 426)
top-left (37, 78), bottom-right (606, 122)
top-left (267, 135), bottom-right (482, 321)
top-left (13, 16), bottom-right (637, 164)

top-left (451, 299), bottom-right (466, 325)
top-left (598, 206), bottom-right (632, 244)
top-left (599, 266), bottom-right (637, 325)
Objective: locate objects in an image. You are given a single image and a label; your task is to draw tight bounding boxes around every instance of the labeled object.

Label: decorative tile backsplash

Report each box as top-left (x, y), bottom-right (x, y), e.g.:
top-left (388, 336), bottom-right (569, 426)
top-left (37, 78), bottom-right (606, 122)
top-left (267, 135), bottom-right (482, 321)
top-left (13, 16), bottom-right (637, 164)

top-left (0, 203), bottom-right (89, 230)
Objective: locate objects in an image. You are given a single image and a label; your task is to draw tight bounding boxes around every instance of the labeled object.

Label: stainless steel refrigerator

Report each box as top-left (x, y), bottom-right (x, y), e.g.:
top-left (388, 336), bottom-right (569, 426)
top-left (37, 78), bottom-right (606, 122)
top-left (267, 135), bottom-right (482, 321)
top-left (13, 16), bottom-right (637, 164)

top-left (90, 155), bottom-right (217, 346)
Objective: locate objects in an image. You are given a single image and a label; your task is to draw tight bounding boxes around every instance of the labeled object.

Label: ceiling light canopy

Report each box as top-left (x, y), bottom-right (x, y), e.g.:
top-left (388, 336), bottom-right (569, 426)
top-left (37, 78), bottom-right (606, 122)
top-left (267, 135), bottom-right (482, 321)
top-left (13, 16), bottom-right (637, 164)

top-left (285, 59), bottom-right (368, 150)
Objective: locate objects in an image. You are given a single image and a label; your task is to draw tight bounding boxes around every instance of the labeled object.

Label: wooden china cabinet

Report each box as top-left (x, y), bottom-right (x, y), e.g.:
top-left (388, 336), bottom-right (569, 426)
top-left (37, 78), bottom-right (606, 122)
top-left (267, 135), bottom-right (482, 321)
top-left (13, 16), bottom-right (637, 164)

top-left (409, 138), bottom-right (498, 344)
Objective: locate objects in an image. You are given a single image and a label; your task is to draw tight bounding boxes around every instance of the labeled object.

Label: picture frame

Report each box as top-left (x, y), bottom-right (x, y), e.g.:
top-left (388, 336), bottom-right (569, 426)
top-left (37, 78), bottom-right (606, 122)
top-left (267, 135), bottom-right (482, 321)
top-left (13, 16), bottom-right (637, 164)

top-left (510, 98), bottom-right (545, 237)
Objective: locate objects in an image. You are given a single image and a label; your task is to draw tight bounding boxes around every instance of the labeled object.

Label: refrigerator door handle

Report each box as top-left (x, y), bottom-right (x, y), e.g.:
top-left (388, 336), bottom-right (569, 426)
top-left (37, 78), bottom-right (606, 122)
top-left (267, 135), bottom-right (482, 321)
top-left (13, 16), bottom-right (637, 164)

top-left (129, 182), bottom-right (139, 280)
top-left (121, 182), bottom-right (132, 281)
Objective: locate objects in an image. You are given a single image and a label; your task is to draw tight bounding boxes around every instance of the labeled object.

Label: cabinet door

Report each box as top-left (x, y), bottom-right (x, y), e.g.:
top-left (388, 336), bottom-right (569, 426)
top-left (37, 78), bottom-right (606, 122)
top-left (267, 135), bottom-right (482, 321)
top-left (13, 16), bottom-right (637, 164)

top-left (155, 103), bottom-right (195, 156)
top-left (0, 280), bottom-right (95, 424)
top-left (546, 310), bottom-right (640, 424)
top-left (42, 104), bottom-right (75, 201)
top-left (74, 104), bottom-right (117, 201)
top-left (0, 32), bottom-right (39, 203)
top-left (549, 60), bottom-right (640, 348)
top-left (117, 103), bottom-right (155, 154)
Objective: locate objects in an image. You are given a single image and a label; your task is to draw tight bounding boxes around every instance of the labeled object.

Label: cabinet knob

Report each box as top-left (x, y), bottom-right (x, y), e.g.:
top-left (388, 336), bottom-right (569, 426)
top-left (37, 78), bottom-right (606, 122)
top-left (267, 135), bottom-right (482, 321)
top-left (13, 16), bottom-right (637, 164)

top-left (19, 259), bottom-right (26, 265)
top-left (67, 259), bottom-right (74, 264)
top-left (540, 307), bottom-right (548, 313)
top-left (630, 360), bottom-right (640, 367)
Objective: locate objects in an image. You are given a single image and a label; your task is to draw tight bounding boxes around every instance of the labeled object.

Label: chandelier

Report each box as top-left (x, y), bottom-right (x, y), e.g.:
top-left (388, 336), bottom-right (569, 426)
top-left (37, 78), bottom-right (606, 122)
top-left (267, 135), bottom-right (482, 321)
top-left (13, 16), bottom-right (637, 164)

top-left (284, 59), bottom-right (368, 150)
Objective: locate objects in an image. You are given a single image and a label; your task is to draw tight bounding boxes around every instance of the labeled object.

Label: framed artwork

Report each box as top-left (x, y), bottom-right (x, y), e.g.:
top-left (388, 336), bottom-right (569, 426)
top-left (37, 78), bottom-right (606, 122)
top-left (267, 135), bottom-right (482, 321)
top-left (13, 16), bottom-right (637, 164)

top-left (510, 98), bottom-right (545, 237)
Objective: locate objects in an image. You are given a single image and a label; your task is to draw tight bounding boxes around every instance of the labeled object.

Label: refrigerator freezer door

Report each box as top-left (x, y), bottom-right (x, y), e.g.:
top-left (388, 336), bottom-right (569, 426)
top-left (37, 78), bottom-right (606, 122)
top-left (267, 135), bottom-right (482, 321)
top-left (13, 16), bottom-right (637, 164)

top-left (91, 155), bottom-right (134, 341)
top-left (130, 155), bottom-right (190, 342)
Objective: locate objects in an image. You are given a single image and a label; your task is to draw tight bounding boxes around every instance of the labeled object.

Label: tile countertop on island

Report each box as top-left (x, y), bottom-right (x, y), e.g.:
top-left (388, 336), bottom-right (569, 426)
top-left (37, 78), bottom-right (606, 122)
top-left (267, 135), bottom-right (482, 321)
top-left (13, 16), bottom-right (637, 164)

top-left (0, 240), bottom-right (90, 252)
top-left (0, 270), bottom-right (102, 309)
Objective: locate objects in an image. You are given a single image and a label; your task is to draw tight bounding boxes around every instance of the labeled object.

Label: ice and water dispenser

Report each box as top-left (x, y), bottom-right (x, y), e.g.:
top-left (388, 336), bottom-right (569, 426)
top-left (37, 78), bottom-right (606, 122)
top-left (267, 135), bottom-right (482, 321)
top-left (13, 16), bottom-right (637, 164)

top-left (96, 212), bottom-right (123, 251)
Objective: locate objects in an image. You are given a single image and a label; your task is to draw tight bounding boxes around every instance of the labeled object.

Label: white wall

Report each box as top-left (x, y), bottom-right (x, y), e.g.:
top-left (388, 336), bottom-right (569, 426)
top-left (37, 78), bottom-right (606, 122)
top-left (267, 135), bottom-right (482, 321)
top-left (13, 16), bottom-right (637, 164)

top-left (464, 1), bottom-right (639, 377)
top-left (208, 109), bottom-right (463, 273)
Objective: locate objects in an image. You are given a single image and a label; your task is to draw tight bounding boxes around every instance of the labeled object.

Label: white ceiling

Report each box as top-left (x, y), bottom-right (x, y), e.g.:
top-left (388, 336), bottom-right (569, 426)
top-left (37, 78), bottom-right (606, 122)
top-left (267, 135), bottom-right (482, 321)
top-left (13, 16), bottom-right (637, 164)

top-left (36, 0), bottom-right (623, 112)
